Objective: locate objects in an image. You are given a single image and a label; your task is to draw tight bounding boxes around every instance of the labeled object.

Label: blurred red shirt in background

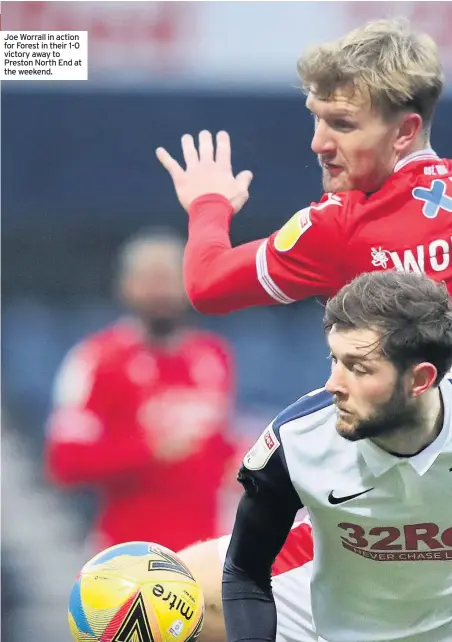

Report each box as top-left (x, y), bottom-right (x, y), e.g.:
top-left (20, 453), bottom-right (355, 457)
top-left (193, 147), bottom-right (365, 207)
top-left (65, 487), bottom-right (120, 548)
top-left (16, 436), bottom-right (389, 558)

top-left (45, 319), bottom-right (235, 553)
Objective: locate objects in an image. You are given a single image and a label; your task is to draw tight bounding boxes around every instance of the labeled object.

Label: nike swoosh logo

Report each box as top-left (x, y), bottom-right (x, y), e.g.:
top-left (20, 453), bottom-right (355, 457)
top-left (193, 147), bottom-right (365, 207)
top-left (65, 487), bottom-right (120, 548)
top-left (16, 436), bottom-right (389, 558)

top-left (328, 488), bottom-right (374, 505)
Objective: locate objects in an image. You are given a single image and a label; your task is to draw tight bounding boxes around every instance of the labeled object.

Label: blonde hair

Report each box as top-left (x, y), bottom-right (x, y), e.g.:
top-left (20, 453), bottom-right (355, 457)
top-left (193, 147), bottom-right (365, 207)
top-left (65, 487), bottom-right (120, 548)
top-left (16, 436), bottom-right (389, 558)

top-left (297, 18), bottom-right (444, 125)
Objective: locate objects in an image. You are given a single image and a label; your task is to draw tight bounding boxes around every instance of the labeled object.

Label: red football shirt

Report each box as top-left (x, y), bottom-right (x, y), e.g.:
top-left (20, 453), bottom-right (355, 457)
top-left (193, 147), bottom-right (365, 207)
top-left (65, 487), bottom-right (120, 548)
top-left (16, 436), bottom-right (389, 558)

top-left (45, 320), bottom-right (235, 552)
top-left (184, 149), bottom-right (452, 312)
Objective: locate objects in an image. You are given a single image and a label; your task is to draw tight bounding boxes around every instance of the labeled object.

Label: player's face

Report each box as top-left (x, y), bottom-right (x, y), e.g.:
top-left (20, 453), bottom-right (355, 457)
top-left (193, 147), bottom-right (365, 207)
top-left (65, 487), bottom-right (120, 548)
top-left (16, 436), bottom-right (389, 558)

top-left (325, 327), bottom-right (419, 441)
top-left (306, 89), bottom-right (403, 194)
top-left (121, 243), bottom-right (188, 335)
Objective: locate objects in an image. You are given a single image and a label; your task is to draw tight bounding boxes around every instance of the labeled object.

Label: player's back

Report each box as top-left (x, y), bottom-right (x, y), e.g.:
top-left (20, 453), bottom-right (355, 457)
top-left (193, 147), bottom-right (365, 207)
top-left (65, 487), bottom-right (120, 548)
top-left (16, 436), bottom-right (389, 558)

top-left (342, 154), bottom-right (452, 294)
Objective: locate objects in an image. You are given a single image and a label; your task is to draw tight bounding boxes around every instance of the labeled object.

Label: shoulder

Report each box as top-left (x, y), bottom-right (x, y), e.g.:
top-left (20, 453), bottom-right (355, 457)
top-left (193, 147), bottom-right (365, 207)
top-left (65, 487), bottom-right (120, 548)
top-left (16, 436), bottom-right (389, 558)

top-left (242, 388), bottom-right (334, 472)
top-left (183, 329), bottom-right (232, 356)
top-left (396, 157), bottom-right (452, 183)
top-left (94, 321), bottom-right (141, 357)
top-left (381, 158), bottom-right (452, 196)
top-left (52, 322), bottom-right (136, 406)
top-left (181, 330), bottom-right (235, 380)
top-left (273, 387), bottom-right (335, 435)
top-left (311, 191), bottom-right (367, 217)
top-left (271, 192), bottom-right (365, 253)
top-left (239, 389), bottom-right (335, 503)
top-left (56, 321), bottom-right (138, 380)
top-left (311, 191), bottom-right (365, 212)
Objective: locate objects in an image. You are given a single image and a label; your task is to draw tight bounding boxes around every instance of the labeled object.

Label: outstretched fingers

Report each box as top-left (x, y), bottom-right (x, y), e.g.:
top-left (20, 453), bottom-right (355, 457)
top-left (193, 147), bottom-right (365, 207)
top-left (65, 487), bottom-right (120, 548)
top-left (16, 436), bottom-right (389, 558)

top-left (181, 134), bottom-right (199, 169)
top-left (156, 147), bottom-right (185, 180)
top-left (215, 131), bottom-right (231, 169)
top-left (198, 130), bottom-right (214, 162)
top-left (235, 170), bottom-right (254, 191)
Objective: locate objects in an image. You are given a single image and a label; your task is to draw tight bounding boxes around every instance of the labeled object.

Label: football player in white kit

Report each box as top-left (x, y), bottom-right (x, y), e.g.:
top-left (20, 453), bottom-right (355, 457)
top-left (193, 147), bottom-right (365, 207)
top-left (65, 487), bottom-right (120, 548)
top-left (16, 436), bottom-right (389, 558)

top-left (178, 271), bottom-right (452, 642)
top-left (220, 271), bottom-right (452, 642)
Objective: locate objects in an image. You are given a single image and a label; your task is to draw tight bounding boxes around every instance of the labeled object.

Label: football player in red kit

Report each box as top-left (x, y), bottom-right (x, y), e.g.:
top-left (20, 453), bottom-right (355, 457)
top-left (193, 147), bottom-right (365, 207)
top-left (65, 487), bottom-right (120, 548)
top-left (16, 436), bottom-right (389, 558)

top-left (157, 18), bottom-right (452, 311)
top-left (45, 230), bottom-right (236, 553)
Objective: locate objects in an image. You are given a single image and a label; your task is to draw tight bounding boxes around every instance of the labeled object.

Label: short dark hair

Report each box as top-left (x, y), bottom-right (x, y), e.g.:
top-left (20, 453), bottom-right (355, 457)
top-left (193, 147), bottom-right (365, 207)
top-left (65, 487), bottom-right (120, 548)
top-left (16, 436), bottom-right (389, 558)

top-left (324, 271), bottom-right (452, 384)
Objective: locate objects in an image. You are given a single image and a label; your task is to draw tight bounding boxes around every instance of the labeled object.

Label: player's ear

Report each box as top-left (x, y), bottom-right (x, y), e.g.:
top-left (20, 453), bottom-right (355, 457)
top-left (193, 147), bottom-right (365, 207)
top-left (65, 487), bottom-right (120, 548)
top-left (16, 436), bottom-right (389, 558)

top-left (393, 112), bottom-right (423, 153)
top-left (409, 362), bottom-right (438, 398)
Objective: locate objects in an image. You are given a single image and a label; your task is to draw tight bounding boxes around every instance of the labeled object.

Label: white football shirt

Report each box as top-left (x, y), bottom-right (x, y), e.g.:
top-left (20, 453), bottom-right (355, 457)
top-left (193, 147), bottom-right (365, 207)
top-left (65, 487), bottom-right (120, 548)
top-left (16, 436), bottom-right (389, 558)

top-left (242, 379), bottom-right (452, 642)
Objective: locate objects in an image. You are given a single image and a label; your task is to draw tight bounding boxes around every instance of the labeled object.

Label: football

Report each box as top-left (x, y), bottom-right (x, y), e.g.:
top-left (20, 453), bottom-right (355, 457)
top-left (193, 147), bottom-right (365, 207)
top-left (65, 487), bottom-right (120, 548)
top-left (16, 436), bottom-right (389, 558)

top-left (68, 541), bottom-right (204, 642)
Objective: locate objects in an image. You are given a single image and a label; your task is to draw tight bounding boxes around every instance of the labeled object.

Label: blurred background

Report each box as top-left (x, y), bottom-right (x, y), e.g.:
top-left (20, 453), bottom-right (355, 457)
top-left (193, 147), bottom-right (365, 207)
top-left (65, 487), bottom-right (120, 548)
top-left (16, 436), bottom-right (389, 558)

top-left (2, 2), bottom-right (452, 641)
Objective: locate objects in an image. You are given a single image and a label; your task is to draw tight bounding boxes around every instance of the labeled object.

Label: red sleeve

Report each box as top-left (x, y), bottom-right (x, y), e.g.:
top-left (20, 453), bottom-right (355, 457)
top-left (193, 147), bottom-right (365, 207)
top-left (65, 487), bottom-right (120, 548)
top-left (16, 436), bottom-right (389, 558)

top-left (44, 343), bottom-right (151, 487)
top-left (184, 193), bottom-right (350, 314)
top-left (184, 194), bottom-right (275, 313)
top-left (262, 194), bottom-right (350, 302)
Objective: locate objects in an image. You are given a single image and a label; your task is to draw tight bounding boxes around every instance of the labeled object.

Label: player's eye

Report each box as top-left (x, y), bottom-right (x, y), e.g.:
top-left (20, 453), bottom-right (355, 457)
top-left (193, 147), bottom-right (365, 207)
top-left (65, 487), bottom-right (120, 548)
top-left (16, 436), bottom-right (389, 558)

top-left (351, 365), bottom-right (367, 375)
top-left (331, 120), bottom-right (355, 132)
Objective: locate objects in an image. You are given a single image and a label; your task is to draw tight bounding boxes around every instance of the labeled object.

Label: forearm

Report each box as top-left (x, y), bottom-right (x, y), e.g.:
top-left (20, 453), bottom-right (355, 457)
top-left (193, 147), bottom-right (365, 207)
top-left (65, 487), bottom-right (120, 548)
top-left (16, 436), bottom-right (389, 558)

top-left (46, 441), bottom-right (152, 485)
top-left (45, 411), bottom-right (151, 485)
top-left (222, 562), bottom-right (276, 642)
top-left (185, 194), bottom-right (275, 313)
top-left (222, 489), bottom-right (298, 642)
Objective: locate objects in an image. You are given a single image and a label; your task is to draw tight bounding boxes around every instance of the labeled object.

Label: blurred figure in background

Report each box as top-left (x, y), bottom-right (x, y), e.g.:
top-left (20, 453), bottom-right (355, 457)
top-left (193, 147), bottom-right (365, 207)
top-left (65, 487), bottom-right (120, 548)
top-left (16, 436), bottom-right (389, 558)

top-left (44, 229), bottom-right (236, 553)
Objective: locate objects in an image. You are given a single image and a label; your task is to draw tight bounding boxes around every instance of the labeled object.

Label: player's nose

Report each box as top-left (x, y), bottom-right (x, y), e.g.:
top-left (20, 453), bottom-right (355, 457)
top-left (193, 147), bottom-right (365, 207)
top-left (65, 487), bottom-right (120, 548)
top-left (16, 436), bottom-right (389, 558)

top-left (311, 121), bottom-right (335, 156)
top-left (325, 369), bottom-right (347, 396)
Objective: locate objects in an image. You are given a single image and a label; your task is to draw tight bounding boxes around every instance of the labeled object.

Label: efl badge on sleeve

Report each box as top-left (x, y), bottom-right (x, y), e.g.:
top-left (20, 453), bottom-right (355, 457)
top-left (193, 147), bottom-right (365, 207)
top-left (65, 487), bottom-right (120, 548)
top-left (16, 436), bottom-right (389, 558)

top-left (243, 425), bottom-right (280, 470)
top-left (273, 207), bottom-right (312, 252)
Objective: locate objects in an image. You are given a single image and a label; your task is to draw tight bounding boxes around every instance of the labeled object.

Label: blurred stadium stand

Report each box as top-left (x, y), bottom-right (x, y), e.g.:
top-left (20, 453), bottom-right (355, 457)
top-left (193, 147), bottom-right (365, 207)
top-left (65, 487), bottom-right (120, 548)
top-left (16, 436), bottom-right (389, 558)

top-left (4, 90), bottom-right (451, 433)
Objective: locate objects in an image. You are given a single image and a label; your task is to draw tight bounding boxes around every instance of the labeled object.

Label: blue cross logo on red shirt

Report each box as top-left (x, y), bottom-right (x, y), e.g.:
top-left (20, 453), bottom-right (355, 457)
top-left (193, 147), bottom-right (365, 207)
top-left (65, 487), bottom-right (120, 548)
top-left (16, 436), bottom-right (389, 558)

top-left (412, 179), bottom-right (452, 219)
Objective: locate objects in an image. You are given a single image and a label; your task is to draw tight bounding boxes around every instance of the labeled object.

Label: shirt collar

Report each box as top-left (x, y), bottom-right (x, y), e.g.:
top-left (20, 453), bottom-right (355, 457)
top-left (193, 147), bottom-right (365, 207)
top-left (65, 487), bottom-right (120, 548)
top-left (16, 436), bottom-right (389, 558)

top-left (393, 148), bottom-right (439, 173)
top-left (358, 378), bottom-right (452, 478)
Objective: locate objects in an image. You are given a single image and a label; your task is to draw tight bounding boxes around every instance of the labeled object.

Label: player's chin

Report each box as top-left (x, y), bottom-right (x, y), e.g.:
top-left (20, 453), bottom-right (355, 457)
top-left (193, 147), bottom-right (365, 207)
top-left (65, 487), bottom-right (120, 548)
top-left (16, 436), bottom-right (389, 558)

top-left (322, 169), bottom-right (349, 193)
top-left (335, 416), bottom-right (362, 442)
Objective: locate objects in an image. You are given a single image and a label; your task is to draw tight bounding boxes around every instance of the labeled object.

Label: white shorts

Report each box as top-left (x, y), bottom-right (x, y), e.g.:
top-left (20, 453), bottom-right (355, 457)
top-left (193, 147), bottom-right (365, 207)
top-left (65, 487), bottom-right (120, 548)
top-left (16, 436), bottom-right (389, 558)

top-left (218, 518), bottom-right (317, 642)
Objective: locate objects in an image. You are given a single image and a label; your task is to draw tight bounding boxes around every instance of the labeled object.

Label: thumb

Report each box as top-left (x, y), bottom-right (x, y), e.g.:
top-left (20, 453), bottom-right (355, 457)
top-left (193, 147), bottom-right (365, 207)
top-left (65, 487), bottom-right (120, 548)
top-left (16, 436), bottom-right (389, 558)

top-left (235, 170), bottom-right (253, 191)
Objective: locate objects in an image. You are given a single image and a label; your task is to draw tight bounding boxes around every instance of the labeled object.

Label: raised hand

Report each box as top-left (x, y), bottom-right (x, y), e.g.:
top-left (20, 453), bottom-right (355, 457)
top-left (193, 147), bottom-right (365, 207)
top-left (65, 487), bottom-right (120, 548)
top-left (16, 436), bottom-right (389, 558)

top-left (156, 130), bottom-right (253, 214)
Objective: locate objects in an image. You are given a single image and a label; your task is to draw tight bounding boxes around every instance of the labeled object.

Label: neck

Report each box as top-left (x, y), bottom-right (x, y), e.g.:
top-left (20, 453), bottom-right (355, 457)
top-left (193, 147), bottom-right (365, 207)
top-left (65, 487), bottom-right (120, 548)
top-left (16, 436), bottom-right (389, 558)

top-left (371, 388), bottom-right (443, 457)
top-left (145, 326), bottom-right (184, 348)
top-left (394, 137), bottom-right (432, 167)
top-left (131, 316), bottom-right (185, 349)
